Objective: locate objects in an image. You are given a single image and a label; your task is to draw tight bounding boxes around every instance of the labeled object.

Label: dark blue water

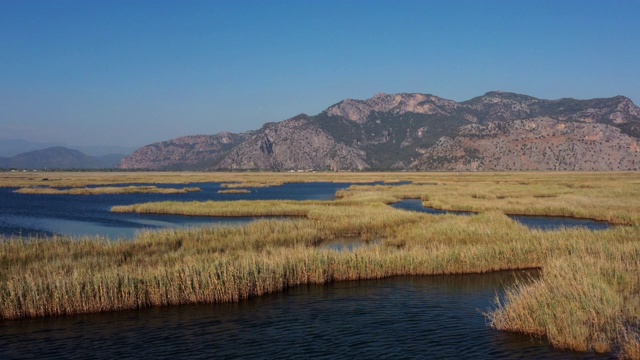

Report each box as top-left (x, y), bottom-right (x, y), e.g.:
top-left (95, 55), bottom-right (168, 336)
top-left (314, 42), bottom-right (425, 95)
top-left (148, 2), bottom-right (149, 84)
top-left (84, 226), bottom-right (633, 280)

top-left (392, 199), bottom-right (611, 231)
top-left (0, 182), bottom-right (352, 239)
top-left (391, 199), bottom-right (473, 215)
top-left (0, 271), bottom-right (608, 359)
top-left (507, 215), bottom-right (610, 231)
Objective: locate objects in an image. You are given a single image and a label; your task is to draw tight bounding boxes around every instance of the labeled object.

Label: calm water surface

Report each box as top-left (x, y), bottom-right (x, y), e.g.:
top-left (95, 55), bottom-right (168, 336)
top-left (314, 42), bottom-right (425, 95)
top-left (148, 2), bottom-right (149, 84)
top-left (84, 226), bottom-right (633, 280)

top-left (0, 182), bottom-right (351, 239)
top-left (0, 271), bottom-right (608, 359)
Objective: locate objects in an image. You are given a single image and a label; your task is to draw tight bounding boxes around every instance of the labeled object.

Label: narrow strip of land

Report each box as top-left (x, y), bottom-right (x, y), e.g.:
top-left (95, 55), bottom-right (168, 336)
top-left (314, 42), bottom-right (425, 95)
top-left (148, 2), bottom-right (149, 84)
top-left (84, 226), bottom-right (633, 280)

top-left (13, 185), bottom-right (200, 195)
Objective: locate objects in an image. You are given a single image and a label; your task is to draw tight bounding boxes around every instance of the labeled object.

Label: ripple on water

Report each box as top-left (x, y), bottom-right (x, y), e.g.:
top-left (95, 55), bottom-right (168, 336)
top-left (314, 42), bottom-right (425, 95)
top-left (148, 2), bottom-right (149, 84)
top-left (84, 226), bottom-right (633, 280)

top-left (0, 272), bottom-right (610, 359)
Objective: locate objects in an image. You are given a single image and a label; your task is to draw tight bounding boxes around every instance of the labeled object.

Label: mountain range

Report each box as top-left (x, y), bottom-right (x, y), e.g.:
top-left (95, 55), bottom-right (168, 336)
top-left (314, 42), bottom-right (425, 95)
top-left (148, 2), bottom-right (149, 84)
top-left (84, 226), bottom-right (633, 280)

top-left (119, 91), bottom-right (640, 171)
top-left (0, 147), bottom-right (125, 170)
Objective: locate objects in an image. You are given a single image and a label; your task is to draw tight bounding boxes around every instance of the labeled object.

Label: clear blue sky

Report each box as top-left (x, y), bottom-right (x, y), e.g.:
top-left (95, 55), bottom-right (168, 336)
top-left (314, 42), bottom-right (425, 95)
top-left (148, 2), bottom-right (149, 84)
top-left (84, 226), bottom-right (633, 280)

top-left (1, 0), bottom-right (639, 148)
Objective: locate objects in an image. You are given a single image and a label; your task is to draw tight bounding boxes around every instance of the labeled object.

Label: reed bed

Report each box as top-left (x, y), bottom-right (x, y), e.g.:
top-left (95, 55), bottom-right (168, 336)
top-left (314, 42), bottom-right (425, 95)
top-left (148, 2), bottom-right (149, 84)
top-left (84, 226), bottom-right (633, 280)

top-left (13, 185), bottom-right (200, 195)
top-left (338, 175), bottom-right (640, 226)
top-left (2, 170), bottom-right (636, 190)
top-left (3, 215), bottom-right (638, 322)
top-left (487, 236), bottom-right (640, 357)
top-left (112, 200), bottom-right (324, 217)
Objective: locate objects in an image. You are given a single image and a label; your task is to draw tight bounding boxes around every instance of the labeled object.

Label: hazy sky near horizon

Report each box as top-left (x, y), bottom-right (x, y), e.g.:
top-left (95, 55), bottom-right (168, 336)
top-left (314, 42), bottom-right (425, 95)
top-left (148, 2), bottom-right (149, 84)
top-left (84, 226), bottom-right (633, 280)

top-left (1, 0), bottom-right (639, 148)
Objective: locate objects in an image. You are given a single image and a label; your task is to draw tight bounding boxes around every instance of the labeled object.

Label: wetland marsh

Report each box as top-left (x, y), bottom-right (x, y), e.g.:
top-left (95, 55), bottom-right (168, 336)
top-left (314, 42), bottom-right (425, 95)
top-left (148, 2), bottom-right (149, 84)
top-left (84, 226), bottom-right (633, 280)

top-left (1, 171), bottom-right (639, 359)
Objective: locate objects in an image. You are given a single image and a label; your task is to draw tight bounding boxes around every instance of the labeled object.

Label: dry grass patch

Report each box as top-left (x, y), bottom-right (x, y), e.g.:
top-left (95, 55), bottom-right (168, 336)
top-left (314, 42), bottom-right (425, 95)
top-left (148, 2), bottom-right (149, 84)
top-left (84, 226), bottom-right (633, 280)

top-left (112, 200), bottom-right (323, 217)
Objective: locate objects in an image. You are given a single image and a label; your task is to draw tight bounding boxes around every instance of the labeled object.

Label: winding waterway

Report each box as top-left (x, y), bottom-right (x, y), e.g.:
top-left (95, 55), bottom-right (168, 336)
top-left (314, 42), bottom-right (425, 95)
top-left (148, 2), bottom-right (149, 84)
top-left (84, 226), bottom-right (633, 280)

top-left (0, 184), bottom-right (611, 239)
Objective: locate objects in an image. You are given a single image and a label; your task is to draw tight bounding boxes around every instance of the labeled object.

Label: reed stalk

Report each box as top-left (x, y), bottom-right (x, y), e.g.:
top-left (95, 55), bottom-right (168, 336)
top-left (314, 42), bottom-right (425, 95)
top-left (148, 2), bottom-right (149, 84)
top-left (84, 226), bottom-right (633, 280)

top-left (486, 235), bottom-right (640, 356)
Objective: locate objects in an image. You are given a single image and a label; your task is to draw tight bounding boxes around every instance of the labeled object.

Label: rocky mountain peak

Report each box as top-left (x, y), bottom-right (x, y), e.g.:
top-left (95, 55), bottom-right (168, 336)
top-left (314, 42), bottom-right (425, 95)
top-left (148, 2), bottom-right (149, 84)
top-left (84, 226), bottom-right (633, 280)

top-left (217, 132), bottom-right (238, 144)
top-left (460, 91), bottom-right (546, 123)
top-left (613, 96), bottom-right (640, 119)
top-left (481, 90), bottom-right (539, 101)
top-left (325, 93), bottom-right (456, 123)
top-left (468, 91), bottom-right (541, 107)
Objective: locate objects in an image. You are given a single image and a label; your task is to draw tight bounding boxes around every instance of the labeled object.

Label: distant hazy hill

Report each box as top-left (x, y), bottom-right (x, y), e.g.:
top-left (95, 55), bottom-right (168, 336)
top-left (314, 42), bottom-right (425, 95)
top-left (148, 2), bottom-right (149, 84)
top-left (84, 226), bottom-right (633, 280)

top-left (0, 139), bottom-right (62, 157)
top-left (0, 146), bottom-right (124, 170)
top-left (120, 91), bottom-right (640, 171)
top-left (0, 139), bottom-right (136, 158)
